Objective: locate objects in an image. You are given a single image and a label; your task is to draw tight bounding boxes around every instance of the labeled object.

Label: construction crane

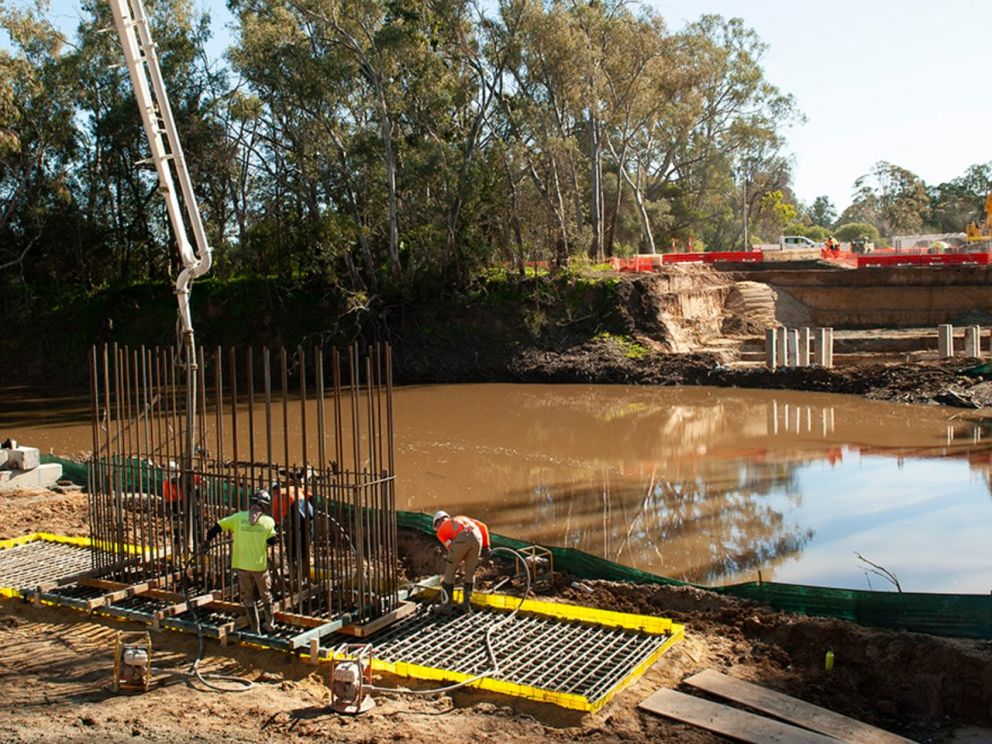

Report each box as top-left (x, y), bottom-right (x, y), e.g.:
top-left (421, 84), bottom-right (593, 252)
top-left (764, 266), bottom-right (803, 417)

top-left (107, 0), bottom-right (212, 541)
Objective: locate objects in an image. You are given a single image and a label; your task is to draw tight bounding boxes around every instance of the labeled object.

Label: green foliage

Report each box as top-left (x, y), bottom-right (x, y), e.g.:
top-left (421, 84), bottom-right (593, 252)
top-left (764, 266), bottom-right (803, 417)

top-left (3, 0), bottom-right (805, 305)
top-left (929, 162), bottom-right (992, 233)
top-left (808, 196), bottom-right (837, 227)
top-left (842, 161), bottom-right (930, 235)
top-left (757, 190), bottom-right (796, 235)
top-left (783, 223), bottom-right (830, 242)
top-left (835, 222), bottom-right (881, 243)
top-left (594, 331), bottom-right (649, 360)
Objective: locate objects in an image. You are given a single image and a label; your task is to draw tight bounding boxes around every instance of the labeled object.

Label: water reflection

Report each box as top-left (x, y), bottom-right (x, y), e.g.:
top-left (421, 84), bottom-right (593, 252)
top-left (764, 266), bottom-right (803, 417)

top-left (512, 466), bottom-right (814, 586)
top-left (393, 385), bottom-right (992, 592)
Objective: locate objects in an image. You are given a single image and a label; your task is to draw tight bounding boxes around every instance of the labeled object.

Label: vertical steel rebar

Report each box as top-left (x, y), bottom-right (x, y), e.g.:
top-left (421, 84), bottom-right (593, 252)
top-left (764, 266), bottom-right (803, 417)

top-left (87, 342), bottom-right (397, 624)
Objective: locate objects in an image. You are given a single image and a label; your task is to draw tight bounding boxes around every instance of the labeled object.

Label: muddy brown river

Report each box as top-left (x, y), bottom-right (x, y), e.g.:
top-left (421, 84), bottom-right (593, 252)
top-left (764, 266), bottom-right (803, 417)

top-left (4, 384), bottom-right (992, 593)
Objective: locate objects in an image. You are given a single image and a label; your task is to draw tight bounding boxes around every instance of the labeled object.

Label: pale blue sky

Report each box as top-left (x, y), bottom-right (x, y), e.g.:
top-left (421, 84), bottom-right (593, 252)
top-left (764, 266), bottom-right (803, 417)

top-left (656, 0), bottom-right (991, 212)
top-left (18, 0), bottom-right (992, 213)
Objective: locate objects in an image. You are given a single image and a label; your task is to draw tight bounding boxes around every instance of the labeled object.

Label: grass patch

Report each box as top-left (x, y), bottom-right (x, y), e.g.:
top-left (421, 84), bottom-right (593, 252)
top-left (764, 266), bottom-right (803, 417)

top-left (594, 332), bottom-right (650, 359)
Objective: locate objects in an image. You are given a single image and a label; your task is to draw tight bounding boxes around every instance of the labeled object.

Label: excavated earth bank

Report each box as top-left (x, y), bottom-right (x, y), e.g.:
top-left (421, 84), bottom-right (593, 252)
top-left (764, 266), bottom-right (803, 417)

top-left (394, 265), bottom-right (992, 410)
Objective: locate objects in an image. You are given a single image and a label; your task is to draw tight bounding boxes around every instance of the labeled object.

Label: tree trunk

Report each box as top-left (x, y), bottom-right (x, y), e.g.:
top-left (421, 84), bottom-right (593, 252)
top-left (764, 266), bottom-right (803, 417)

top-left (605, 141), bottom-right (627, 257)
top-left (589, 112), bottom-right (603, 261)
top-left (618, 159), bottom-right (655, 254)
top-left (377, 83), bottom-right (401, 280)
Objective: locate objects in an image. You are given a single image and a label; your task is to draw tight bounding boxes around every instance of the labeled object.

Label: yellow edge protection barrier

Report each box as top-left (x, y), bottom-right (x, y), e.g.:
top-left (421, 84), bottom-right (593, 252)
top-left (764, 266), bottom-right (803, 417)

top-left (318, 591), bottom-right (685, 712)
top-left (0, 531), bottom-right (149, 557)
top-left (0, 533), bottom-right (93, 598)
top-left (0, 533), bottom-right (49, 551)
top-left (419, 586), bottom-right (675, 635)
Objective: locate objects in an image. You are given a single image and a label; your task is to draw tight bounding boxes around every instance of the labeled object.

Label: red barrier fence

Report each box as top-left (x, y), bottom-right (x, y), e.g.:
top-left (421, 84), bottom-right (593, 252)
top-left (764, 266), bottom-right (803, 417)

top-left (857, 253), bottom-right (990, 268)
top-left (609, 251), bottom-right (764, 272)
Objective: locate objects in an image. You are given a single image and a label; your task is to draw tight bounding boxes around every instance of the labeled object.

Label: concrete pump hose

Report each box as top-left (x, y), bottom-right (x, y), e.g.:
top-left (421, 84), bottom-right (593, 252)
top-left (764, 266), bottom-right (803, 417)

top-left (183, 581), bottom-right (255, 693)
top-left (370, 545), bottom-right (532, 696)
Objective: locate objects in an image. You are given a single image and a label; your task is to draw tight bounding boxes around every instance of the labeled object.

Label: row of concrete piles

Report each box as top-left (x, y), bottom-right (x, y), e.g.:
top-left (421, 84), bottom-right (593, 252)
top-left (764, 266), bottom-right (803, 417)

top-left (937, 325), bottom-right (987, 359)
top-left (764, 327), bottom-right (834, 370)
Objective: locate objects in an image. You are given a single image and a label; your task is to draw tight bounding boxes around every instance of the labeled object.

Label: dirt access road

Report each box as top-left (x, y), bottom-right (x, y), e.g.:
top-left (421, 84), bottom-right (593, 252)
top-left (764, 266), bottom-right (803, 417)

top-left (2, 487), bottom-right (991, 743)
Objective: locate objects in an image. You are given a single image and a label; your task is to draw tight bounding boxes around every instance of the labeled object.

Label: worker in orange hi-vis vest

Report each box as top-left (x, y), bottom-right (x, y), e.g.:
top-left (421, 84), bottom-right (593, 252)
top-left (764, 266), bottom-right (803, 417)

top-left (432, 511), bottom-right (492, 615)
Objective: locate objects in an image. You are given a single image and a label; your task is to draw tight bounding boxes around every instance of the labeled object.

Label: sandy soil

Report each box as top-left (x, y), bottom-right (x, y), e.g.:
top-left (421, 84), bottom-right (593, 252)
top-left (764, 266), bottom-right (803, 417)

top-left (2, 488), bottom-right (990, 743)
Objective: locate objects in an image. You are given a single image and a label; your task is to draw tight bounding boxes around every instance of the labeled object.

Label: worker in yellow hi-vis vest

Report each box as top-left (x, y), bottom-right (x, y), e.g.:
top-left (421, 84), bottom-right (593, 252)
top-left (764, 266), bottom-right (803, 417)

top-left (202, 490), bottom-right (278, 633)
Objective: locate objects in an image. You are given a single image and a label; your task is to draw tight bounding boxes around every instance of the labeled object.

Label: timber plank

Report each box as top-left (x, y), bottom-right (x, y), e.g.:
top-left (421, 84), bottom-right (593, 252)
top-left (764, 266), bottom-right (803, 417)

top-left (638, 688), bottom-right (839, 744)
top-left (685, 670), bottom-right (915, 744)
top-left (339, 601), bottom-right (416, 637)
top-left (204, 599), bottom-right (327, 629)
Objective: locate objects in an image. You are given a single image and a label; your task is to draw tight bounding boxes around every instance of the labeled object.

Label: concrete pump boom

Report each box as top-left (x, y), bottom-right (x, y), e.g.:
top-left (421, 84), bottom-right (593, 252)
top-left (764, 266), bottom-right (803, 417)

top-left (107, 0), bottom-right (212, 544)
top-left (106, 0), bottom-right (213, 335)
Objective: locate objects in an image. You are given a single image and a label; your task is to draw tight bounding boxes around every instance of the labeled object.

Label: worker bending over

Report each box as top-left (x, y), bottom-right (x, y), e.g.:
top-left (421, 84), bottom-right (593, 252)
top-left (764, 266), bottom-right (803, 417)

top-left (433, 510), bottom-right (492, 614)
top-left (202, 490), bottom-right (278, 633)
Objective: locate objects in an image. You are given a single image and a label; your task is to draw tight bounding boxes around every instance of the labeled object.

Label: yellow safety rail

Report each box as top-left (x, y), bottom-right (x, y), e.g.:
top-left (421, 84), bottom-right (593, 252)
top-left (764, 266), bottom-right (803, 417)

top-left (323, 588), bottom-right (685, 712)
top-left (3, 534), bottom-right (686, 711)
top-left (0, 533), bottom-right (149, 599)
top-left (419, 586), bottom-right (678, 634)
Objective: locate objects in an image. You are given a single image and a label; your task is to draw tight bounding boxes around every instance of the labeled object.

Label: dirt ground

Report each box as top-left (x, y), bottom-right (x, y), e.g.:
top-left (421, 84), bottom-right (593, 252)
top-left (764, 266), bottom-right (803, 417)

top-left (2, 487), bottom-right (991, 743)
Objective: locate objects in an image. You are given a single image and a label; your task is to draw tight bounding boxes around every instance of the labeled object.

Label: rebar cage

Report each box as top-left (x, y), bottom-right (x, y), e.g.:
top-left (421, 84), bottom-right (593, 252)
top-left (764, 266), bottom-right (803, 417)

top-left (87, 342), bottom-right (399, 623)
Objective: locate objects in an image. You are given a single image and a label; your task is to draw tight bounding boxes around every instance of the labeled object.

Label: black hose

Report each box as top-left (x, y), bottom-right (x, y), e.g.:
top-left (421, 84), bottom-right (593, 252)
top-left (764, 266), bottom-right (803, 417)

top-left (369, 545), bottom-right (532, 696)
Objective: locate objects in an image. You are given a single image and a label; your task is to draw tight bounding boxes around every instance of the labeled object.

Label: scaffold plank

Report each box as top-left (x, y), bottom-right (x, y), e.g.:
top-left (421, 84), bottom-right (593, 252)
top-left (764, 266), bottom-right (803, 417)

top-left (684, 670), bottom-right (914, 744)
top-left (638, 688), bottom-right (839, 744)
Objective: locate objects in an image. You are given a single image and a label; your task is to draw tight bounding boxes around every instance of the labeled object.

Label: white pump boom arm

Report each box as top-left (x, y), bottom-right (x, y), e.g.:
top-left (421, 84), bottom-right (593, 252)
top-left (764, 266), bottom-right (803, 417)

top-left (106, 0), bottom-right (212, 337)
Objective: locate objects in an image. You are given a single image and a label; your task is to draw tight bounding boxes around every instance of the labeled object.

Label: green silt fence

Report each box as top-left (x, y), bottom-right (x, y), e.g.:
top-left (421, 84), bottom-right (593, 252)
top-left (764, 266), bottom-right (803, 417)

top-left (48, 458), bottom-right (992, 640)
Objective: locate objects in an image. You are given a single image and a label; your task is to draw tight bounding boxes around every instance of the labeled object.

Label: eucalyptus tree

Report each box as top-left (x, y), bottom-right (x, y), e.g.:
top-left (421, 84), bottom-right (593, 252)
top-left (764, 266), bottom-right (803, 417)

top-left (596, 6), bottom-right (671, 256)
top-left (807, 195), bottom-right (837, 229)
top-left (929, 162), bottom-right (992, 233)
top-left (0, 0), bottom-right (77, 283)
top-left (663, 16), bottom-right (797, 249)
top-left (489, 0), bottom-right (587, 264)
top-left (843, 161), bottom-right (930, 236)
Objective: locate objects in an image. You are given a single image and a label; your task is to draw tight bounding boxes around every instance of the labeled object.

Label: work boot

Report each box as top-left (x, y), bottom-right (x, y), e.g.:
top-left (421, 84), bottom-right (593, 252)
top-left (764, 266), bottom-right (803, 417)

top-left (246, 604), bottom-right (261, 634)
top-left (459, 582), bottom-right (474, 614)
top-left (436, 581), bottom-right (455, 617)
top-left (261, 606), bottom-right (275, 633)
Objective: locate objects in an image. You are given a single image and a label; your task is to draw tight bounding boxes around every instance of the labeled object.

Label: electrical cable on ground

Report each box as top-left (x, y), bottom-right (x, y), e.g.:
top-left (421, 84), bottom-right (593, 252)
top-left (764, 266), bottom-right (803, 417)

top-left (155, 556), bottom-right (254, 693)
top-left (147, 604), bottom-right (254, 693)
top-left (369, 546), bottom-right (532, 697)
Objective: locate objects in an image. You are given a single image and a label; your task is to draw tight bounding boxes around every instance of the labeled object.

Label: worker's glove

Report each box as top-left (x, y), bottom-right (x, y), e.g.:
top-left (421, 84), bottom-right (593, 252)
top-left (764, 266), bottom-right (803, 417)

top-left (481, 547), bottom-right (493, 561)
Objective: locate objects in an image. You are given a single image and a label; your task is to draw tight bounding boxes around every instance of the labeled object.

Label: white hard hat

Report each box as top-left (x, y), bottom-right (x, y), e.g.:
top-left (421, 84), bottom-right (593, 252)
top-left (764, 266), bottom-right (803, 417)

top-left (432, 510), bottom-right (449, 528)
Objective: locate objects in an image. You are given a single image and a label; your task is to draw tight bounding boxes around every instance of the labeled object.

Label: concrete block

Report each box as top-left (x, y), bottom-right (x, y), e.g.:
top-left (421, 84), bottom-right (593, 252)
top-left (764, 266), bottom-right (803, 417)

top-left (9, 446), bottom-right (40, 471)
top-left (965, 326), bottom-right (981, 358)
top-left (35, 463), bottom-right (62, 488)
top-left (776, 327), bottom-right (788, 368)
top-left (0, 463), bottom-right (62, 491)
top-left (787, 329), bottom-right (799, 368)
top-left (814, 328), bottom-right (834, 368)
top-left (0, 449), bottom-right (8, 468)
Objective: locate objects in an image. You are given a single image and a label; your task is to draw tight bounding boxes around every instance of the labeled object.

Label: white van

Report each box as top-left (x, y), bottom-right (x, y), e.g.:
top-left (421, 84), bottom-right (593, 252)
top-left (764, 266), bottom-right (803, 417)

top-left (779, 235), bottom-right (818, 249)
